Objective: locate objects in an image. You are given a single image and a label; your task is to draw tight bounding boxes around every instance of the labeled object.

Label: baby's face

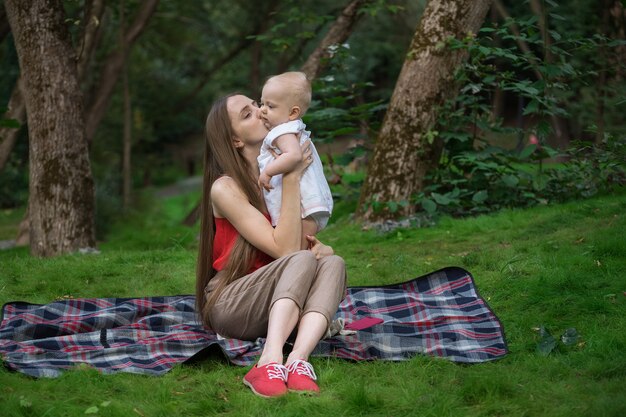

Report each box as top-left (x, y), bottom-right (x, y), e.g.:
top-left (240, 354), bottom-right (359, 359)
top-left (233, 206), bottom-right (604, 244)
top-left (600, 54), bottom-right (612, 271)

top-left (260, 80), bottom-right (295, 129)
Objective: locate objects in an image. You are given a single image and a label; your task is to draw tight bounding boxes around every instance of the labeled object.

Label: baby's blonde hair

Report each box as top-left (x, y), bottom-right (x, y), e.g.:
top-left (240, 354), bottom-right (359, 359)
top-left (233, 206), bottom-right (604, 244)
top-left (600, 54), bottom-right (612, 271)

top-left (265, 71), bottom-right (312, 114)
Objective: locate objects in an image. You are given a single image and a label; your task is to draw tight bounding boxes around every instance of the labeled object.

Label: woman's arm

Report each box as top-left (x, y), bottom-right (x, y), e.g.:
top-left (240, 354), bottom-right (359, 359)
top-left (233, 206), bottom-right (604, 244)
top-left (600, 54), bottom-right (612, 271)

top-left (212, 142), bottom-right (311, 258)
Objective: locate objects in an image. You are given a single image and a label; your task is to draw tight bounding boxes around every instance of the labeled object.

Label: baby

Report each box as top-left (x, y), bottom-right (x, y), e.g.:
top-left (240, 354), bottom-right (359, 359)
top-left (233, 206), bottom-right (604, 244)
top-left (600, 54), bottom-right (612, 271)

top-left (257, 71), bottom-right (333, 249)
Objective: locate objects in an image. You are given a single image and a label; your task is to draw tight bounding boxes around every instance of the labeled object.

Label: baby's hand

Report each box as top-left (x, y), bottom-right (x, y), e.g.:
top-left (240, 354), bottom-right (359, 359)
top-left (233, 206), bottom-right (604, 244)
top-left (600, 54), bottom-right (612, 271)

top-left (258, 171), bottom-right (273, 191)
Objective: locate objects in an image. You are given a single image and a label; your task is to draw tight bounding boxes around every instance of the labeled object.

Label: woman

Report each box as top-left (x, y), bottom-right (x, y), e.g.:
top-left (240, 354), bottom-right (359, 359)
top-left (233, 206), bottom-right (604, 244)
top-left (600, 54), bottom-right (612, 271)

top-left (196, 94), bottom-right (347, 398)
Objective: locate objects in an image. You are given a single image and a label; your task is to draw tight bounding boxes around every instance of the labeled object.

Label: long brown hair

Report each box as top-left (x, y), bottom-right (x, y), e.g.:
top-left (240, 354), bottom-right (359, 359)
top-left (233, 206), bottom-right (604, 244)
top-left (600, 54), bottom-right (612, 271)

top-left (195, 94), bottom-right (265, 328)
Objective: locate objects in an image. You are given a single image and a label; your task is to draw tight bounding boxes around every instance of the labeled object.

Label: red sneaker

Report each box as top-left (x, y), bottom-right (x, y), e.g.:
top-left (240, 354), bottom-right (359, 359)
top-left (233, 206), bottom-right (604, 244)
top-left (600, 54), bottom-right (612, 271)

top-left (286, 360), bottom-right (319, 394)
top-left (243, 363), bottom-right (288, 398)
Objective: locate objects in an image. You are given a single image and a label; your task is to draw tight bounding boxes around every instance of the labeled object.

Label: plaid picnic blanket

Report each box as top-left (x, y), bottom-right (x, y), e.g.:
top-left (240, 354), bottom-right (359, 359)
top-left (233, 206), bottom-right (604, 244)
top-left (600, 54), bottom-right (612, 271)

top-left (0, 266), bottom-right (507, 378)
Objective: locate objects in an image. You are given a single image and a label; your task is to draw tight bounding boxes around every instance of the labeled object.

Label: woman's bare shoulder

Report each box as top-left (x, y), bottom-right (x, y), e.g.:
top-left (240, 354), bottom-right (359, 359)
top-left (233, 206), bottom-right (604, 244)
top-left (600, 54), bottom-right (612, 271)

top-left (211, 176), bottom-right (239, 195)
top-left (211, 176), bottom-right (248, 216)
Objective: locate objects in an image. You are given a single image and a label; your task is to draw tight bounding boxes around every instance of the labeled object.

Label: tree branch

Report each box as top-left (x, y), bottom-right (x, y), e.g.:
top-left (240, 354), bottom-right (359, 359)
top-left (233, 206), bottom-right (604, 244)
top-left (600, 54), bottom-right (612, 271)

top-left (85, 0), bottom-right (159, 144)
top-left (300, 0), bottom-right (372, 80)
top-left (77, 0), bottom-right (106, 83)
top-left (492, 0), bottom-right (543, 80)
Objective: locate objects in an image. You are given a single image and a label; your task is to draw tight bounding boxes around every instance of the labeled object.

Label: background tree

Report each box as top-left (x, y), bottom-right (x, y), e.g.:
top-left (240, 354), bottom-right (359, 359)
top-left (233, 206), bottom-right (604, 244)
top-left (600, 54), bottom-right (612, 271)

top-left (1, 0), bottom-right (622, 243)
top-left (300, 0), bottom-right (373, 79)
top-left (5, 0), bottom-right (95, 256)
top-left (0, 77), bottom-right (23, 172)
top-left (84, 0), bottom-right (158, 144)
top-left (357, 0), bottom-right (494, 222)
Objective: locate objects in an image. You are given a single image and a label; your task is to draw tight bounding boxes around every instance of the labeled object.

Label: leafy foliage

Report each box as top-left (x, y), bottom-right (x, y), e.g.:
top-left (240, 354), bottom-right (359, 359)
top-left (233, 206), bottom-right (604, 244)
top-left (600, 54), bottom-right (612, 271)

top-left (411, 9), bottom-right (626, 218)
top-left (305, 44), bottom-right (386, 144)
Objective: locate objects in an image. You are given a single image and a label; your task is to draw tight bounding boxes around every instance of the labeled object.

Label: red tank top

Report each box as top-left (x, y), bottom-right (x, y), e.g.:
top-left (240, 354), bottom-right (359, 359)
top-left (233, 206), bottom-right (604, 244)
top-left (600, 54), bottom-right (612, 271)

top-left (212, 214), bottom-right (274, 273)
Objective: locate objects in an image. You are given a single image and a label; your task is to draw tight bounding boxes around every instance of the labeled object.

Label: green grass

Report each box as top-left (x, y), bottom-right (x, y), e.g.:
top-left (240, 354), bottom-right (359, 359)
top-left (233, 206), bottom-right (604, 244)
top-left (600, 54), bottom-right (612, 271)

top-left (0, 207), bottom-right (25, 241)
top-left (1, 189), bottom-right (625, 416)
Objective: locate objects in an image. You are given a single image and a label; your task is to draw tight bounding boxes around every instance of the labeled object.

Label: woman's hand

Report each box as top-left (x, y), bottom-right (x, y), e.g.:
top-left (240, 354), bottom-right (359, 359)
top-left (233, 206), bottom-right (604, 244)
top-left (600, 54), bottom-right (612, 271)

top-left (306, 235), bottom-right (334, 259)
top-left (287, 140), bottom-right (313, 180)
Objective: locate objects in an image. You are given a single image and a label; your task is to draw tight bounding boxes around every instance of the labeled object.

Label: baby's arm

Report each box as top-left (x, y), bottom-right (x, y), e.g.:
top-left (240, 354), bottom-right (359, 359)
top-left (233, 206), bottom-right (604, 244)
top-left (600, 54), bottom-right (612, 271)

top-left (259, 133), bottom-right (303, 190)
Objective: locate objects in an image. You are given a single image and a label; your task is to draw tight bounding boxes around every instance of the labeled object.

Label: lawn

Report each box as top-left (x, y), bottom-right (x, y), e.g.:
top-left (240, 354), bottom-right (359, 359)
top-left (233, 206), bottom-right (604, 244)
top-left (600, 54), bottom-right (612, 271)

top-left (1, 188), bottom-right (625, 417)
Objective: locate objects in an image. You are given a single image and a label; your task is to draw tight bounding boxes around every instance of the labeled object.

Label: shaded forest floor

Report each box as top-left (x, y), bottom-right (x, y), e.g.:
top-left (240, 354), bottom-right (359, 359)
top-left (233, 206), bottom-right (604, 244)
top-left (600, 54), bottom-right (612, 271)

top-left (1, 187), bottom-right (625, 417)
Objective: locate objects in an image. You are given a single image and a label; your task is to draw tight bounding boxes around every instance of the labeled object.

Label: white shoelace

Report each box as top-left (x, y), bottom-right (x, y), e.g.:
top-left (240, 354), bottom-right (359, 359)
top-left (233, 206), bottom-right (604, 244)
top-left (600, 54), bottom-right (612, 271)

top-left (265, 363), bottom-right (288, 381)
top-left (286, 360), bottom-right (317, 381)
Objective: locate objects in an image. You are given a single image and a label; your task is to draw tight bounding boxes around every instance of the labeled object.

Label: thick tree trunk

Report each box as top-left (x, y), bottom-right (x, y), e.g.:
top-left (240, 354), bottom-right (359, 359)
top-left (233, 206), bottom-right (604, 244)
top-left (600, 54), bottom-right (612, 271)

top-left (357, 0), bottom-right (493, 222)
top-left (0, 77), bottom-right (25, 172)
top-left (300, 0), bottom-right (372, 80)
top-left (85, 0), bottom-right (158, 144)
top-left (5, 0), bottom-right (96, 256)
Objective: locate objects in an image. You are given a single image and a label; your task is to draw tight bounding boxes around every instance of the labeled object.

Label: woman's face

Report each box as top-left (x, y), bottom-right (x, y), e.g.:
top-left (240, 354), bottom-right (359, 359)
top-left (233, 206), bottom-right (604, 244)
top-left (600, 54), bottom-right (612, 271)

top-left (227, 95), bottom-right (268, 148)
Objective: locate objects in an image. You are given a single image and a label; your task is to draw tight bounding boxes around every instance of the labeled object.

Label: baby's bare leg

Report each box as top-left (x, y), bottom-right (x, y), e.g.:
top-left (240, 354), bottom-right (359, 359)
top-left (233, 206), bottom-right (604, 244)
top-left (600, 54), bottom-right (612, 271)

top-left (301, 217), bottom-right (319, 250)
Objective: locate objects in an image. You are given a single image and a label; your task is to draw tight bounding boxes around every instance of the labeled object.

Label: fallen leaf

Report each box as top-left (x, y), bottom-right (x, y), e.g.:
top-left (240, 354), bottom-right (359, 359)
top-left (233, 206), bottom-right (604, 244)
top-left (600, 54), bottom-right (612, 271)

top-left (133, 408), bottom-right (145, 417)
top-left (85, 406), bottom-right (99, 414)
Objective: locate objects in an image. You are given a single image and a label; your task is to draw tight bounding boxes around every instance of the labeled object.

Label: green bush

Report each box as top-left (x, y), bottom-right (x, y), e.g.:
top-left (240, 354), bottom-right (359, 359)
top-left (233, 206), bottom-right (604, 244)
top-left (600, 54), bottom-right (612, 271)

top-left (413, 10), bottom-right (626, 218)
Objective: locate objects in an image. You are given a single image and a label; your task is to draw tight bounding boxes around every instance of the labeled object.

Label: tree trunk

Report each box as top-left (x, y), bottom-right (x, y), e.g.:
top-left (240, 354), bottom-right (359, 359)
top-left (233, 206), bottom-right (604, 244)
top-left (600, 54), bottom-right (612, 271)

top-left (120, 0), bottom-right (132, 210)
top-left (0, 4), bottom-right (11, 43)
top-left (85, 0), bottom-right (158, 144)
top-left (596, 0), bottom-right (613, 143)
top-left (300, 0), bottom-right (372, 80)
top-left (250, 38), bottom-right (263, 95)
top-left (77, 0), bottom-right (106, 83)
top-left (0, 77), bottom-right (25, 172)
top-left (528, 0), bottom-right (570, 149)
top-left (611, 1), bottom-right (626, 81)
top-left (5, 0), bottom-right (96, 257)
top-left (493, 0), bottom-right (543, 80)
top-left (357, 0), bottom-right (493, 222)
top-left (529, 0), bottom-right (552, 63)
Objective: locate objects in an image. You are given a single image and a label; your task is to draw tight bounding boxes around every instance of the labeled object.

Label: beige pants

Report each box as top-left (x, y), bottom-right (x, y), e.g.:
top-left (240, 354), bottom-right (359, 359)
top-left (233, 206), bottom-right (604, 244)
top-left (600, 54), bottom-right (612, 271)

top-left (207, 250), bottom-right (346, 341)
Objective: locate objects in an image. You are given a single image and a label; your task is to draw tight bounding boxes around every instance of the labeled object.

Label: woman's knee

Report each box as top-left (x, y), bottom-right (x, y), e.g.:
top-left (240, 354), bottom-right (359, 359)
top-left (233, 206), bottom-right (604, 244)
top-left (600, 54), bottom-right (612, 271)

top-left (288, 249), bottom-right (317, 269)
top-left (319, 255), bottom-right (345, 273)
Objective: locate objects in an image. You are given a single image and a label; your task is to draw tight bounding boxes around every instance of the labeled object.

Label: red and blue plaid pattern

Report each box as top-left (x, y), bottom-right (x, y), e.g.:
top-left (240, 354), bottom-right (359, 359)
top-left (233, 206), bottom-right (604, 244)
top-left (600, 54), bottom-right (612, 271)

top-left (0, 267), bottom-right (506, 378)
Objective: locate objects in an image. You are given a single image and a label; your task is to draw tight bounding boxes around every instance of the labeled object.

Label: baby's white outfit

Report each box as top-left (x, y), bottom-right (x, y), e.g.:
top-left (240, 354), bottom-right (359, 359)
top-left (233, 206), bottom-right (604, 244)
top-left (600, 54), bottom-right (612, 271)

top-left (257, 119), bottom-right (333, 230)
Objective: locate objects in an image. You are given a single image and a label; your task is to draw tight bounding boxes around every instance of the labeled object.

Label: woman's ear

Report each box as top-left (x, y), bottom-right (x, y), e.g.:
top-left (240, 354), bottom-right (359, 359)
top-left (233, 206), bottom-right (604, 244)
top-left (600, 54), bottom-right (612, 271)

top-left (232, 136), bottom-right (244, 149)
top-left (288, 106), bottom-right (301, 121)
